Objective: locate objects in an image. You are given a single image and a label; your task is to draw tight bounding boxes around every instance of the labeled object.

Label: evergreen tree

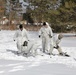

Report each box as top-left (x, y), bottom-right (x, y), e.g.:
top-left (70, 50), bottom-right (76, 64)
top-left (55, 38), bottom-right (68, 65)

top-left (26, 0), bottom-right (59, 23)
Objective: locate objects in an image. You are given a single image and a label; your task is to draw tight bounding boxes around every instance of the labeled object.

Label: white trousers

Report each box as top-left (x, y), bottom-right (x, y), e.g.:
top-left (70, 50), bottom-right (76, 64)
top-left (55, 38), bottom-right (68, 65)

top-left (42, 36), bottom-right (50, 52)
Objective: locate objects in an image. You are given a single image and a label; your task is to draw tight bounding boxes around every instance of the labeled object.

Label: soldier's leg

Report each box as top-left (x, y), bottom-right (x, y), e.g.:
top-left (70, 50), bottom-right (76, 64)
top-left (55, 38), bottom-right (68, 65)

top-left (16, 43), bottom-right (23, 55)
top-left (45, 37), bottom-right (53, 54)
top-left (30, 44), bottom-right (40, 57)
top-left (57, 46), bottom-right (70, 56)
top-left (45, 38), bottom-right (49, 52)
top-left (56, 45), bottom-right (63, 54)
top-left (42, 38), bottom-right (46, 53)
top-left (25, 41), bottom-right (39, 57)
top-left (16, 37), bottom-right (23, 54)
top-left (48, 44), bottom-right (54, 55)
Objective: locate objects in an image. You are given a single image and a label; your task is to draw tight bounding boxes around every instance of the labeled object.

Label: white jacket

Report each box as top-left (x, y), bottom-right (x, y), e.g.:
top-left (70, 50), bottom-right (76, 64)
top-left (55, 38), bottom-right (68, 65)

top-left (14, 28), bottom-right (29, 45)
top-left (39, 26), bottom-right (53, 38)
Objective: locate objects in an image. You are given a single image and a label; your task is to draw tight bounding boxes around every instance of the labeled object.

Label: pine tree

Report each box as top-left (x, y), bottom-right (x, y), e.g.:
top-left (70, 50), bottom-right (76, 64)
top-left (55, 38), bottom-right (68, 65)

top-left (26, 0), bottom-right (59, 23)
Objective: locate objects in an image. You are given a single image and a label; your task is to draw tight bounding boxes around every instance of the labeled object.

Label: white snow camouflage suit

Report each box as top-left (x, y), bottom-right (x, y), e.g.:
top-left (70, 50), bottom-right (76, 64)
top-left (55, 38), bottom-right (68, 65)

top-left (39, 23), bottom-right (53, 53)
top-left (14, 28), bottom-right (39, 56)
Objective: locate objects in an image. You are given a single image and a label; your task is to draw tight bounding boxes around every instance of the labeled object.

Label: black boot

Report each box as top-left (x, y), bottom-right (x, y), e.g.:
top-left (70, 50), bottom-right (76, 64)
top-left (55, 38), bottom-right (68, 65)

top-left (59, 52), bottom-right (70, 57)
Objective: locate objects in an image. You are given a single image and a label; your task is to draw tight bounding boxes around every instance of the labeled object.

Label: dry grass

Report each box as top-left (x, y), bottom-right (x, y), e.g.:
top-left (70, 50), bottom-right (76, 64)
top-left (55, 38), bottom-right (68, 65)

top-left (0, 24), bottom-right (42, 31)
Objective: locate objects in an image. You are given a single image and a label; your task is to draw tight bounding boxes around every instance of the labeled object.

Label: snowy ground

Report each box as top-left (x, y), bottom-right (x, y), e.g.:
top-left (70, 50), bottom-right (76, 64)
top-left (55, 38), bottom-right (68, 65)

top-left (0, 30), bottom-right (76, 75)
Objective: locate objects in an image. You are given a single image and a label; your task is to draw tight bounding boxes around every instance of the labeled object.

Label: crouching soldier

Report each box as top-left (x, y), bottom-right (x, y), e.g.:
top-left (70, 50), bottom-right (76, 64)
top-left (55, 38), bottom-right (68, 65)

top-left (49, 34), bottom-right (70, 57)
top-left (22, 40), bottom-right (40, 57)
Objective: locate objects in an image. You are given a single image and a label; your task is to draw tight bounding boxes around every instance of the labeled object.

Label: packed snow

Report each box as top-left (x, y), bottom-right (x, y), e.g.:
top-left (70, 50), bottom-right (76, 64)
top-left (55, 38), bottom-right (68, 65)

top-left (0, 30), bottom-right (76, 75)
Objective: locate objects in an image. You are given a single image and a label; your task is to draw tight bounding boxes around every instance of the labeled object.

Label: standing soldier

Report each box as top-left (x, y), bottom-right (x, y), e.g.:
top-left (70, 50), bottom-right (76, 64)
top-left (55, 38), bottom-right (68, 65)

top-left (14, 24), bottom-right (40, 57)
top-left (14, 24), bottom-right (29, 55)
top-left (39, 22), bottom-right (53, 53)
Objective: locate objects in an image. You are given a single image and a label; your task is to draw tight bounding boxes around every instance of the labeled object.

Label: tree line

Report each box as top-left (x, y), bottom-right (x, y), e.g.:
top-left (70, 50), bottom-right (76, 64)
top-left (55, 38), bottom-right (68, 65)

top-left (0, 0), bottom-right (76, 32)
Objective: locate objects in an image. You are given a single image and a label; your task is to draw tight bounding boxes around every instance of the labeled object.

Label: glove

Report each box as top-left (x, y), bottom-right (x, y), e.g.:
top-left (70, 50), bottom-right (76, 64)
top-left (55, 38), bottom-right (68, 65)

top-left (54, 45), bottom-right (59, 49)
top-left (39, 35), bottom-right (41, 38)
top-left (49, 35), bottom-right (52, 38)
top-left (14, 40), bottom-right (15, 41)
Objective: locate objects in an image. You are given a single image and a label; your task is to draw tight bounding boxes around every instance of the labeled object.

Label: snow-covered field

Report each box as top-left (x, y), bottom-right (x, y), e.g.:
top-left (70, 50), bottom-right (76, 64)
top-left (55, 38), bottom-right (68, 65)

top-left (0, 30), bottom-right (76, 75)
